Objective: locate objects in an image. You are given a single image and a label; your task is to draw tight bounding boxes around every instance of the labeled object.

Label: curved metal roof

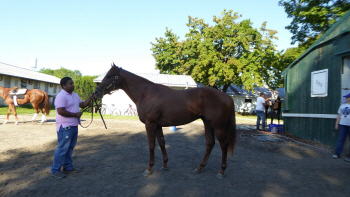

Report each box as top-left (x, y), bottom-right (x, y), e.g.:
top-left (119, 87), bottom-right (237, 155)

top-left (0, 62), bottom-right (60, 84)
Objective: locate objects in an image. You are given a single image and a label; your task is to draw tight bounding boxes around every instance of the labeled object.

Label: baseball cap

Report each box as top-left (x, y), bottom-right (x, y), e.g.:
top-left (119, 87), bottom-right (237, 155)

top-left (260, 92), bottom-right (265, 96)
top-left (343, 93), bottom-right (350, 98)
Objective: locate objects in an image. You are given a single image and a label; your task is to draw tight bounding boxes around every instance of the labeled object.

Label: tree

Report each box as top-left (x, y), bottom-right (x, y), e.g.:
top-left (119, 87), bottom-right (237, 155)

top-left (74, 75), bottom-right (98, 101)
top-left (39, 67), bottom-right (82, 82)
top-left (151, 28), bottom-right (182, 75)
top-left (151, 10), bottom-right (280, 92)
top-left (279, 0), bottom-right (350, 46)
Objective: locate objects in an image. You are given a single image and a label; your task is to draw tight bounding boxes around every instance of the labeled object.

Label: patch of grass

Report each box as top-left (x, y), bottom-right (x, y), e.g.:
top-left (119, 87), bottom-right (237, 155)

top-left (0, 106), bottom-right (139, 120)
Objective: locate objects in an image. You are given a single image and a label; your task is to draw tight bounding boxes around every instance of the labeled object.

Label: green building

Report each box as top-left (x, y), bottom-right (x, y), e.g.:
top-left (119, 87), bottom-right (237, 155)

top-left (282, 10), bottom-right (350, 155)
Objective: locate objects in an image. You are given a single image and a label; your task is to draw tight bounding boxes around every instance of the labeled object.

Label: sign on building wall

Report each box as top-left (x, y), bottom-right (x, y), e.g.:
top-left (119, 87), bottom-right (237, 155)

top-left (311, 69), bottom-right (328, 97)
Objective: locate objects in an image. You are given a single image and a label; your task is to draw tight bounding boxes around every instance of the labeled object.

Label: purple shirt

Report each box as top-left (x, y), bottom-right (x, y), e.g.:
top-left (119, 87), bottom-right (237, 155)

top-left (55, 89), bottom-right (82, 132)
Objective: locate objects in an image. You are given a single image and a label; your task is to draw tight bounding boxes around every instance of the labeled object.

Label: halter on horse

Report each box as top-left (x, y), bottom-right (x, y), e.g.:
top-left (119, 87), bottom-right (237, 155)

top-left (94, 63), bottom-right (237, 179)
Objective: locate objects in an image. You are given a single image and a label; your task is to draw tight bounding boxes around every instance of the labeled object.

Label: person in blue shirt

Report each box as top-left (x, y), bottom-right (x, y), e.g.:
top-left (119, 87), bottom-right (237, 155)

top-left (333, 92), bottom-right (350, 162)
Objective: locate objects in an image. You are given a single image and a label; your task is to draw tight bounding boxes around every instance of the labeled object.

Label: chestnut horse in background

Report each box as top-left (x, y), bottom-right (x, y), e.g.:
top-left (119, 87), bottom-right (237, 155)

top-left (0, 87), bottom-right (50, 125)
top-left (94, 63), bottom-right (237, 179)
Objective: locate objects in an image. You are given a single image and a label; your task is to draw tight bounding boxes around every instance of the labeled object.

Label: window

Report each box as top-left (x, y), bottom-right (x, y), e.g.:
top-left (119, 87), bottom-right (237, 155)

top-left (53, 84), bottom-right (57, 93)
top-left (45, 83), bottom-right (49, 92)
top-left (28, 80), bottom-right (33, 85)
top-left (245, 99), bottom-right (252, 103)
top-left (33, 81), bottom-right (39, 89)
top-left (21, 79), bottom-right (27, 88)
top-left (0, 75), bottom-right (2, 81)
top-left (50, 83), bottom-right (53, 88)
top-left (4, 76), bottom-right (10, 88)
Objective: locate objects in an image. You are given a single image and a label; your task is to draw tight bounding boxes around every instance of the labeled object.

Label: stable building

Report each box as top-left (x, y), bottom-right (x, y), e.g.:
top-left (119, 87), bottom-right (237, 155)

top-left (0, 62), bottom-right (61, 105)
top-left (282, 10), bottom-right (350, 152)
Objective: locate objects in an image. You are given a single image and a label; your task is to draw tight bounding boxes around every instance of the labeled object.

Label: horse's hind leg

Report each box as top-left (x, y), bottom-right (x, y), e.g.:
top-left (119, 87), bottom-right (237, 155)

top-left (10, 105), bottom-right (19, 125)
top-left (156, 126), bottom-right (168, 170)
top-left (194, 120), bottom-right (215, 174)
top-left (31, 104), bottom-right (40, 123)
top-left (215, 127), bottom-right (229, 179)
top-left (38, 102), bottom-right (46, 124)
top-left (4, 106), bottom-right (12, 124)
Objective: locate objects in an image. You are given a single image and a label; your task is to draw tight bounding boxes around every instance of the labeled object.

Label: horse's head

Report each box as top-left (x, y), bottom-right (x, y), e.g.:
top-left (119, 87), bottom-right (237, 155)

top-left (94, 63), bottom-right (122, 99)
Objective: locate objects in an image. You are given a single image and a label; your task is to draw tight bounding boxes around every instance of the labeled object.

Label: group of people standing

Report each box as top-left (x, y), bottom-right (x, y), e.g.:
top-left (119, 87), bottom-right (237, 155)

top-left (255, 91), bottom-right (350, 162)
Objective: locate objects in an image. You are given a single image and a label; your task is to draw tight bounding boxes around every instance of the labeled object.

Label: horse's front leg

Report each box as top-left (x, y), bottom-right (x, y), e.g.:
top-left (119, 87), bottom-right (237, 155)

top-left (10, 105), bottom-right (19, 125)
top-left (156, 126), bottom-right (168, 171)
top-left (271, 108), bottom-right (274, 125)
top-left (4, 106), bottom-right (11, 124)
top-left (143, 121), bottom-right (157, 177)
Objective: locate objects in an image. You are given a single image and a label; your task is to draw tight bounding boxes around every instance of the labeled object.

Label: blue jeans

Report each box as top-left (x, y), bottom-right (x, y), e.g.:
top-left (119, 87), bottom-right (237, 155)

top-left (335, 124), bottom-right (350, 157)
top-left (256, 110), bottom-right (266, 129)
top-left (50, 126), bottom-right (78, 174)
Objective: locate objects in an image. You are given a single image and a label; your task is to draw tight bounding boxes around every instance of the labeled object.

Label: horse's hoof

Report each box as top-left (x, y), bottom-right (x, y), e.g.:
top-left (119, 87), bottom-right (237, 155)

top-left (31, 120), bottom-right (34, 123)
top-left (216, 173), bottom-right (224, 179)
top-left (3, 120), bottom-right (8, 124)
top-left (193, 169), bottom-right (201, 174)
top-left (15, 121), bottom-right (18, 125)
top-left (40, 122), bottom-right (43, 125)
top-left (143, 170), bottom-right (152, 177)
top-left (159, 166), bottom-right (168, 171)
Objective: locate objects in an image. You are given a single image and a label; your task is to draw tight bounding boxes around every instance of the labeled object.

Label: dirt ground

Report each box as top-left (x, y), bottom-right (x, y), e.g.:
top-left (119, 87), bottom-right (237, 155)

top-left (0, 115), bottom-right (349, 197)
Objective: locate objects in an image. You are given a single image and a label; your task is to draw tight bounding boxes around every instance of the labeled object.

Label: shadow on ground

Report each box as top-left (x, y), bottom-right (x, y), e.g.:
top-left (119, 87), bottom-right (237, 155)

top-left (0, 120), bottom-right (350, 197)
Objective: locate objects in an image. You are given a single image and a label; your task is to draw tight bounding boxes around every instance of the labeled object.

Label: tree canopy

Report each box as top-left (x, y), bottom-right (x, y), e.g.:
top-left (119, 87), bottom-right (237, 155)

top-left (39, 67), bottom-right (98, 100)
top-left (279, 0), bottom-right (350, 46)
top-left (74, 75), bottom-right (98, 101)
top-left (151, 10), bottom-right (280, 91)
top-left (39, 67), bottom-right (82, 82)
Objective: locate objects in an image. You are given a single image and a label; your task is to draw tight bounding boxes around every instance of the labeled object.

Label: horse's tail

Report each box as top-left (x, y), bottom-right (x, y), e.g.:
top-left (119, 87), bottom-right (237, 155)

top-left (44, 91), bottom-right (50, 115)
top-left (227, 99), bottom-right (237, 158)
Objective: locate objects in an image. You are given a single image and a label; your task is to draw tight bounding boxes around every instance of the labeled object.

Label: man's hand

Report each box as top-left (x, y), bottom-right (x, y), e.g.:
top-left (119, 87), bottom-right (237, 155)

top-left (75, 112), bottom-right (83, 118)
top-left (89, 93), bottom-right (95, 100)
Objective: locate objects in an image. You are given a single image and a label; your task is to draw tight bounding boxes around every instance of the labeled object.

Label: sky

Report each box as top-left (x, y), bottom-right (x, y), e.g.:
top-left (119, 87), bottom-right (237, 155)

top-left (0, 0), bottom-right (295, 76)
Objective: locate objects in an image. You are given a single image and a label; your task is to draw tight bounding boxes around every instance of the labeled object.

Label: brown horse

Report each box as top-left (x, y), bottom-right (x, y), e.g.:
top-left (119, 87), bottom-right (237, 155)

top-left (94, 64), bottom-right (237, 179)
top-left (0, 87), bottom-right (50, 125)
top-left (264, 95), bottom-right (282, 125)
top-left (270, 96), bottom-right (282, 125)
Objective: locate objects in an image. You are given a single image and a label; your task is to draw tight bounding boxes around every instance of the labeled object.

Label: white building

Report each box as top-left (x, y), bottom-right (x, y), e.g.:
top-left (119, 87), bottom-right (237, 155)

top-left (225, 85), bottom-right (284, 113)
top-left (0, 62), bottom-right (61, 105)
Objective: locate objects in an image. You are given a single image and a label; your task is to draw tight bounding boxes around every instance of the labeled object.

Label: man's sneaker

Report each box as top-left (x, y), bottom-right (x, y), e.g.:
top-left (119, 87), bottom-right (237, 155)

top-left (50, 172), bottom-right (66, 178)
top-left (344, 157), bottom-right (350, 162)
top-left (332, 154), bottom-right (339, 159)
top-left (63, 168), bottom-right (81, 174)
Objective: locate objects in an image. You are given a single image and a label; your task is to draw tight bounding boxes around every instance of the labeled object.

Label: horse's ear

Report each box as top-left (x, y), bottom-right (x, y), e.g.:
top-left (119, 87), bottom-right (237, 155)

top-left (113, 62), bottom-right (116, 67)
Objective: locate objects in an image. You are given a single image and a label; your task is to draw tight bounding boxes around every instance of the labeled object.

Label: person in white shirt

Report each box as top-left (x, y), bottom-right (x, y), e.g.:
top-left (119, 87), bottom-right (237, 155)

top-left (333, 93), bottom-right (350, 162)
top-left (256, 92), bottom-right (270, 131)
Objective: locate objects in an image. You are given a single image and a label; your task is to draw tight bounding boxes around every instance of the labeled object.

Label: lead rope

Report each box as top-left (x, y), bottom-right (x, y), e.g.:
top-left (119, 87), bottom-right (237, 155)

top-left (94, 98), bottom-right (107, 129)
top-left (80, 97), bottom-right (107, 129)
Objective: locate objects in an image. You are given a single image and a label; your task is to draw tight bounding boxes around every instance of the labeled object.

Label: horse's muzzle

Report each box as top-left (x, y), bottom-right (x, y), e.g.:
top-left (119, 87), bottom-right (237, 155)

top-left (94, 88), bottom-right (103, 99)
